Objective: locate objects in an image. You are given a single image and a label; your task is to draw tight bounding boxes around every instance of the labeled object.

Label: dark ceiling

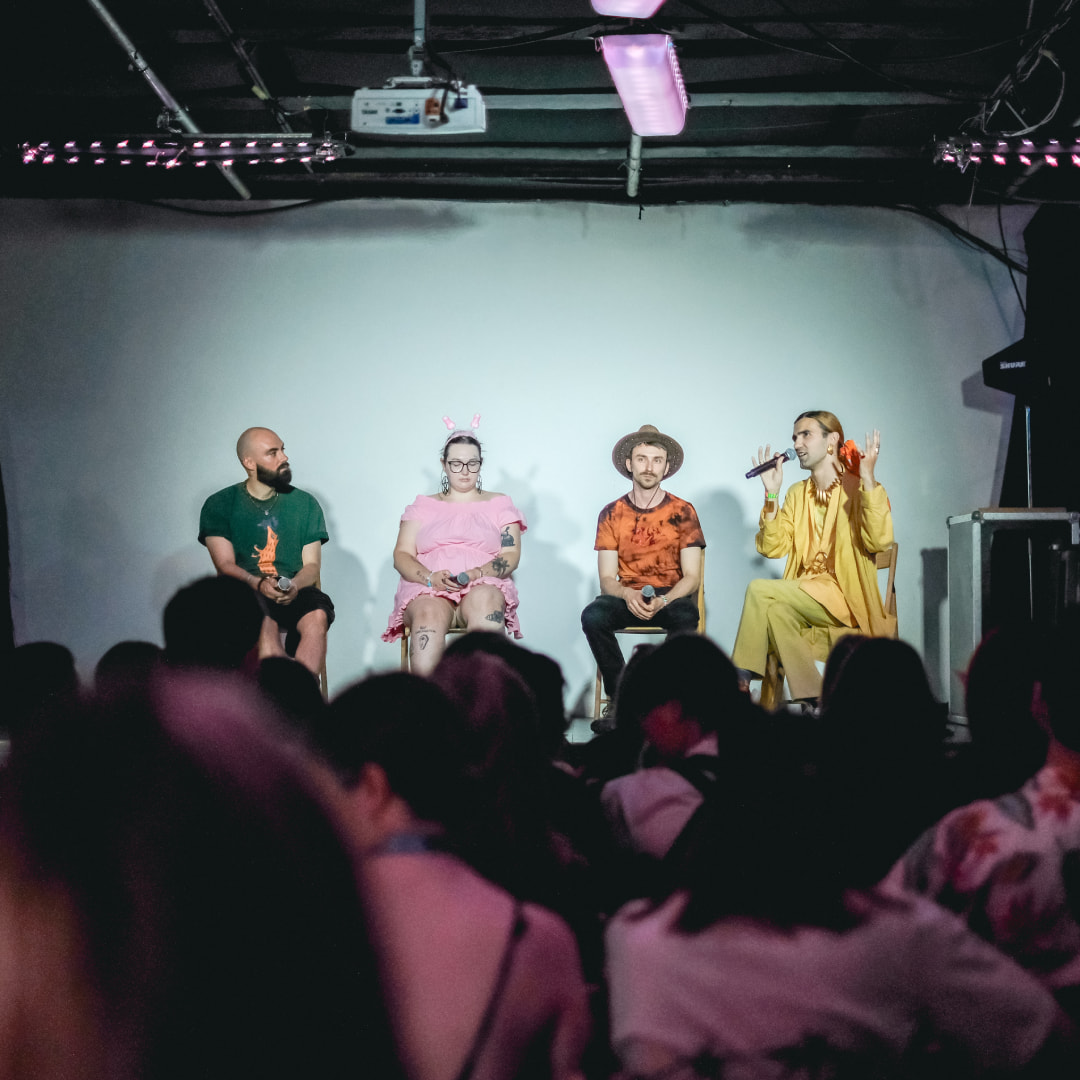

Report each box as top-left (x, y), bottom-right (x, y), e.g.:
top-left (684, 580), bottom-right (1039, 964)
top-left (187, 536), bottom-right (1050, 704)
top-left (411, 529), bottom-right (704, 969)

top-left (5, 0), bottom-right (1080, 206)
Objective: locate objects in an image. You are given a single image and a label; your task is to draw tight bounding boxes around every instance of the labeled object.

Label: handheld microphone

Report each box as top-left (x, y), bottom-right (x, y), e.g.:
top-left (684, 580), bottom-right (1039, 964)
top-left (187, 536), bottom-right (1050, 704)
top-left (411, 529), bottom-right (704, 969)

top-left (745, 447), bottom-right (796, 479)
top-left (276, 576), bottom-right (292, 592)
top-left (455, 572), bottom-right (471, 585)
top-left (642, 585), bottom-right (656, 600)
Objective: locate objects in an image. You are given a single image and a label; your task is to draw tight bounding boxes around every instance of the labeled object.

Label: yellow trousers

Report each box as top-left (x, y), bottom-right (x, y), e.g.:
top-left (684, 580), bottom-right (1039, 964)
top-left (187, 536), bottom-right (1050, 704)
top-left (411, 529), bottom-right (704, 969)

top-left (730, 578), bottom-right (845, 700)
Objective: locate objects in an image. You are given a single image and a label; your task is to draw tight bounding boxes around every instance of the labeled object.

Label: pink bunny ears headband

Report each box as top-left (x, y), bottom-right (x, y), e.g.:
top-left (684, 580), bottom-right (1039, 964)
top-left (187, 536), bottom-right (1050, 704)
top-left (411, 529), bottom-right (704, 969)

top-left (442, 413), bottom-right (481, 448)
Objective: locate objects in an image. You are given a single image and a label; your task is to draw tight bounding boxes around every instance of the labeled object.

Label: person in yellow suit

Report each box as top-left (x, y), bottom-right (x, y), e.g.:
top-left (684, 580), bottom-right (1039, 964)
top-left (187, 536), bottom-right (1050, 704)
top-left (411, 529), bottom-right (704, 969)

top-left (731, 410), bottom-right (894, 703)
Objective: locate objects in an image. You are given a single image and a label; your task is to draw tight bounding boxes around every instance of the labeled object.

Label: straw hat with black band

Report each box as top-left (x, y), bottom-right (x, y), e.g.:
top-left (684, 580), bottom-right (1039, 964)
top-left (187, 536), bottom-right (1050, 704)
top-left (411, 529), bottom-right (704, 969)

top-left (611, 424), bottom-right (685, 478)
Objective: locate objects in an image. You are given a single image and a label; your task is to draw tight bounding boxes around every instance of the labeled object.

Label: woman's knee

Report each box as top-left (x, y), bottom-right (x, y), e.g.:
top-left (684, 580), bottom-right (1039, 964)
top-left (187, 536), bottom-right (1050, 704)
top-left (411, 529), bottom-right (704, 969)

top-left (405, 597), bottom-right (453, 630)
top-left (461, 585), bottom-right (505, 631)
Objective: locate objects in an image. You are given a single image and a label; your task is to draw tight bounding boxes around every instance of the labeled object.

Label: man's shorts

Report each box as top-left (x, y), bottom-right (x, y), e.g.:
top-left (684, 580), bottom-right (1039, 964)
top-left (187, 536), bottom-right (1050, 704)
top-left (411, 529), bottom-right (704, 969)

top-left (258, 586), bottom-right (335, 657)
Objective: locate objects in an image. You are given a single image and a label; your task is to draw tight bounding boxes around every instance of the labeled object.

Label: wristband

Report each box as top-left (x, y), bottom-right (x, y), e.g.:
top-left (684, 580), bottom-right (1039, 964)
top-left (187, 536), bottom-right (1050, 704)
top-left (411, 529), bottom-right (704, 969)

top-left (660, 594), bottom-right (669, 606)
top-left (425, 576), bottom-right (433, 588)
top-left (764, 492), bottom-right (778, 500)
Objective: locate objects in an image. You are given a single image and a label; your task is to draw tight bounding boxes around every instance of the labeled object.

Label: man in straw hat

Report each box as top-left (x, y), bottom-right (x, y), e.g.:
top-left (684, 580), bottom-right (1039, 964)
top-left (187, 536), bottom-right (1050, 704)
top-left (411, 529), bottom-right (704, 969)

top-left (581, 425), bottom-right (705, 717)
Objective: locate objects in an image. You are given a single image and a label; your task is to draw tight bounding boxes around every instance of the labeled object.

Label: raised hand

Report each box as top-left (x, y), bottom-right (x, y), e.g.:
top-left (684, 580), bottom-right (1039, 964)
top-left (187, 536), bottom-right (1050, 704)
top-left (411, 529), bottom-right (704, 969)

top-left (860, 429), bottom-right (881, 487)
top-left (752, 444), bottom-right (785, 494)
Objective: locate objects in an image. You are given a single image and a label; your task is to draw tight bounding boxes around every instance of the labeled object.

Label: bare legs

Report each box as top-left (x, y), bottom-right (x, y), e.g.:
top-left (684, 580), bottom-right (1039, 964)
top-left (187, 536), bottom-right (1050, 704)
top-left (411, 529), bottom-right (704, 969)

top-left (257, 611), bottom-right (328, 678)
top-left (404, 585), bottom-right (507, 676)
top-left (404, 596), bottom-right (455, 677)
top-left (457, 584), bottom-right (506, 634)
top-left (294, 609), bottom-right (329, 676)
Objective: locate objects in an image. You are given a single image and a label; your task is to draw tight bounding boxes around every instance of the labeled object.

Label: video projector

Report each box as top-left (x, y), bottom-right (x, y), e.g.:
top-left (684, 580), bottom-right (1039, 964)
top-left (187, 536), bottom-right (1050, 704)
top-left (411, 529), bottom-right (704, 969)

top-left (351, 78), bottom-right (487, 135)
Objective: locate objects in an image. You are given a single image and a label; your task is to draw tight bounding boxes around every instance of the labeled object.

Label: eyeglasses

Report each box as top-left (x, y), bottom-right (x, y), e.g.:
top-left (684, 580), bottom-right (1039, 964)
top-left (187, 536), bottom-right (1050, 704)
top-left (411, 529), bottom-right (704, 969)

top-left (446, 459), bottom-right (482, 473)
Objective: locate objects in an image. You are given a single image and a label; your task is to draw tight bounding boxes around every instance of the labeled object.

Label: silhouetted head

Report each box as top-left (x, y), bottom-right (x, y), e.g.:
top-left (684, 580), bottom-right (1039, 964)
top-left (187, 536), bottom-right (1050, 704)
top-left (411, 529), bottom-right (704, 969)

top-left (315, 672), bottom-right (470, 828)
top-left (163, 576), bottom-right (262, 671)
top-left (95, 640), bottom-right (163, 697)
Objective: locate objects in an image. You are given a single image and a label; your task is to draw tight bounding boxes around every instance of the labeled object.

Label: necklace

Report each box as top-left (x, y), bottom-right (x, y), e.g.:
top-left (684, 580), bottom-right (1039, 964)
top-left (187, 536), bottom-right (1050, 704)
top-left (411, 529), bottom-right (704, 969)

top-left (629, 483), bottom-right (663, 515)
top-left (809, 475), bottom-right (841, 506)
top-left (244, 485), bottom-right (279, 517)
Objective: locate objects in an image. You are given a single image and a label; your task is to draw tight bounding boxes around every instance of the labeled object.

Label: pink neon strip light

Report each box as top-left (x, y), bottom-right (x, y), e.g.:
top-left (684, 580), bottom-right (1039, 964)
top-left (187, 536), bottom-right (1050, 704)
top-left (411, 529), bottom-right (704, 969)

top-left (600, 34), bottom-right (688, 136)
top-left (590, 0), bottom-right (667, 15)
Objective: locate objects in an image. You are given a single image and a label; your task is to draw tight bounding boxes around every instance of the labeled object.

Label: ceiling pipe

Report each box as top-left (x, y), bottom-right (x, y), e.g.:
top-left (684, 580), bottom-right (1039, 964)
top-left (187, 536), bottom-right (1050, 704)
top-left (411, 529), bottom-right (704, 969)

top-left (201, 0), bottom-right (292, 132)
top-left (626, 132), bottom-right (643, 198)
top-left (201, 0), bottom-right (314, 176)
top-left (85, 0), bottom-right (251, 199)
top-left (410, 0), bottom-right (427, 76)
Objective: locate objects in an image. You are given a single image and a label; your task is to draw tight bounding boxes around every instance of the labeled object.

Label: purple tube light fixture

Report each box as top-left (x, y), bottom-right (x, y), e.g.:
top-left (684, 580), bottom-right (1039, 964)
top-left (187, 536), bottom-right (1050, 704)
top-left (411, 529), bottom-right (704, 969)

top-left (599, 34), bottom-right (689, 136)
top-left (590, 0), bottom-right (667, 15)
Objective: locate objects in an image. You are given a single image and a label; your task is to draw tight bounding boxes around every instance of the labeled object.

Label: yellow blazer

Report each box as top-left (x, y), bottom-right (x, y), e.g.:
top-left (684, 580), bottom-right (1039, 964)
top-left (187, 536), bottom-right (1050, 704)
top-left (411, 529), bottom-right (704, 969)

top-left (757, 472), bottom-right (896, 638)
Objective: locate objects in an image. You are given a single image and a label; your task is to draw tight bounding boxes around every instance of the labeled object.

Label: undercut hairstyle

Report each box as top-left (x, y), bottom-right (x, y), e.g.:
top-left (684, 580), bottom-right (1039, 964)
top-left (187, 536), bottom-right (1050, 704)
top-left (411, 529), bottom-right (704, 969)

top-left (795, 410), bottom-right (845, 445)
top-left (441, 434), bottom-right (482, 462)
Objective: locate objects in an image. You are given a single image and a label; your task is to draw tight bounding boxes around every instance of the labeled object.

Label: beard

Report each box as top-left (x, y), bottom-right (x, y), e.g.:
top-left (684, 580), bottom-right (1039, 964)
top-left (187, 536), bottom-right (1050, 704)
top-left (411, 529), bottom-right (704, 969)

top-left (257, 463), bottom-right (293, 491)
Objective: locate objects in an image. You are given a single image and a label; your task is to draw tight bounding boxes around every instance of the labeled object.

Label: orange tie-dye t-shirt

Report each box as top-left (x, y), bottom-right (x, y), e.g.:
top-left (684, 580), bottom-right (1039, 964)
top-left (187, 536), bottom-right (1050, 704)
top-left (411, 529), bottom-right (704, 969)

top-left (594, 493), bottom-right (705, 589)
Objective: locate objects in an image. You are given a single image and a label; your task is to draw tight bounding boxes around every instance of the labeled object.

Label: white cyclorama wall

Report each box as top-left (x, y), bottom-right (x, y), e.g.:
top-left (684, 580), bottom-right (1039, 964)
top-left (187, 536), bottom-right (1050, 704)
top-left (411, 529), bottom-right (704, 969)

top-left (0, 198), bottom-right (1027, 704)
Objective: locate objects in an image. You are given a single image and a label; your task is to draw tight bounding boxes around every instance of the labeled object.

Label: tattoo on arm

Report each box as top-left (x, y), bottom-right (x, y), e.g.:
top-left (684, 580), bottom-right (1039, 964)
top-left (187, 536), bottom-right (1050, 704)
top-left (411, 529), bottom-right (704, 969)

top-left (492, 555), bottom-right (510, 578)
top-left (500, 527), bottom-right (514, 548)
top-left (485, 610), bottom-right (505, 625)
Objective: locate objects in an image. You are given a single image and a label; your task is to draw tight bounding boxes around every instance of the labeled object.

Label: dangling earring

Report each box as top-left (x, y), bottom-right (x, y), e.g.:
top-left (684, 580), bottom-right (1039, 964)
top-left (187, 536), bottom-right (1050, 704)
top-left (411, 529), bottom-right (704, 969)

top-left (476, 473), bottom-right (483, 494)
top-left (440, 474), bottom-right (450, 494)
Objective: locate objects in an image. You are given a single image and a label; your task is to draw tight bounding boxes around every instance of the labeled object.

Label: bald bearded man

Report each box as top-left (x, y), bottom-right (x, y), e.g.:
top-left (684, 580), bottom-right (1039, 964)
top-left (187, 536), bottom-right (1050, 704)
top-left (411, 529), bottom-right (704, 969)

top-left (199, 427), bottom-right (334, 675)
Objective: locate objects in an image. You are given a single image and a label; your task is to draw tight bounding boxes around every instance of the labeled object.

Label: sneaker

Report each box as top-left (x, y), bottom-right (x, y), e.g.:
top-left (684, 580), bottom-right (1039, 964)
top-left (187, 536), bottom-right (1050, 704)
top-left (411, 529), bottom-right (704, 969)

top-left (590, 705), bottom-right (616, 734)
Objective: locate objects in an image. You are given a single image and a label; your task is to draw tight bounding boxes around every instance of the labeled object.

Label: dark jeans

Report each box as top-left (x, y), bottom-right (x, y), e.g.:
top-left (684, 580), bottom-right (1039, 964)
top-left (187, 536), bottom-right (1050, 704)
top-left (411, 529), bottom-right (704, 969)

top-left (580, 594), bottom-right (700, 696)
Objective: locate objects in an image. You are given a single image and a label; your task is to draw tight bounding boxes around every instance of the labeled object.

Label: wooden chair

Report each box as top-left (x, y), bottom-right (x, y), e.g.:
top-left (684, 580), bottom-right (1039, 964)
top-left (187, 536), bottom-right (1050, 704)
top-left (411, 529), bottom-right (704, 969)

top-left (592, 552), bottom-right (706, 719)
top-left (759, 542), bottom-right (898, 710)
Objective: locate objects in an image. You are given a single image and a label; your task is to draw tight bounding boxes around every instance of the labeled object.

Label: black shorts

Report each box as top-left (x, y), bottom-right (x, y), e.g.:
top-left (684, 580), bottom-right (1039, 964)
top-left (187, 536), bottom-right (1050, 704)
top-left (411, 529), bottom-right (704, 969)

top-left (258, 586), bottom-right (335, 656)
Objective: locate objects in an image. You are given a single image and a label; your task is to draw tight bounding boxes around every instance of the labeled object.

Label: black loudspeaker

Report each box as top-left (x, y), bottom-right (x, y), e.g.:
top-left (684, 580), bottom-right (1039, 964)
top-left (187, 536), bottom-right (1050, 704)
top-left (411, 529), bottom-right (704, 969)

top-left (985, 206), bottom-right (1080, 510)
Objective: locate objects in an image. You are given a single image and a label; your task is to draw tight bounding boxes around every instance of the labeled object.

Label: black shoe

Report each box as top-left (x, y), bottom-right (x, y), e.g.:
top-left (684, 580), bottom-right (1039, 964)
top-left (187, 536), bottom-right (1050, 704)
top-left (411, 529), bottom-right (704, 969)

top-left (590, 705), bottom-right (616, 734)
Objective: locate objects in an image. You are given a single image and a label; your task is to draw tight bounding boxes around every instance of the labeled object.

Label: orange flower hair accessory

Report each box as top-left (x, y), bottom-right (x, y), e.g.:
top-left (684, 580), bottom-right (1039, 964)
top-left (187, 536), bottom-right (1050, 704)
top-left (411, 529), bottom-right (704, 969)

top-left (838, 440), bottom-right (862, 473)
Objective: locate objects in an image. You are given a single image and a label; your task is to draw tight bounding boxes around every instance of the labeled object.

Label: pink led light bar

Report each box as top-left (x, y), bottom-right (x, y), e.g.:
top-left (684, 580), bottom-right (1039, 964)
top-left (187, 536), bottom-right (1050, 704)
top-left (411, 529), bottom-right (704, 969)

top-left (599, 34), bottom-right (689, 137)
top-left (590, 0), bottom-right (667, 15)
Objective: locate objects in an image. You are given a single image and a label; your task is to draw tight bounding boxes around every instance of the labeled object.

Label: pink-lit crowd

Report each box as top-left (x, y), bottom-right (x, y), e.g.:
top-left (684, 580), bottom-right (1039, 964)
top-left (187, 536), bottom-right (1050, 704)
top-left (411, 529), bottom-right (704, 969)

top-left (1, 589), bottom-right (1079, 1080)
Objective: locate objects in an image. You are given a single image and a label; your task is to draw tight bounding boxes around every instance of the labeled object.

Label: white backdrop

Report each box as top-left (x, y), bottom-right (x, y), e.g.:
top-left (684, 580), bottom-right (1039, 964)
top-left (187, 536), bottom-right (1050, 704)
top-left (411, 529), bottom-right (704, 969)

top-left (0, 198), bottom-right (1028, 706)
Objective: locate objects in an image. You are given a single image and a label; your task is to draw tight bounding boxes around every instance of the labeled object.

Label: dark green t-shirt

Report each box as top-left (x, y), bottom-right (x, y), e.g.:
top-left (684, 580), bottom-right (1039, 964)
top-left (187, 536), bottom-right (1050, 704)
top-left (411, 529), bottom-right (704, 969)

top-left (198, 484), bottom-right (329, 579)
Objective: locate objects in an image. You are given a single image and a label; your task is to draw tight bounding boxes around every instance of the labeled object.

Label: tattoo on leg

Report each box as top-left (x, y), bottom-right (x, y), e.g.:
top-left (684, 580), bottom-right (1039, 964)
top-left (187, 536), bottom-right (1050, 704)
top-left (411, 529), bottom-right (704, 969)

top-left (492, 555), bottom-right (510, 578)
top-left (485, 610), bottom-right (505, 624)
top-left (417, 631), bottom-right (432, 650)
top-left (500, 527), bottom-right (514, 548)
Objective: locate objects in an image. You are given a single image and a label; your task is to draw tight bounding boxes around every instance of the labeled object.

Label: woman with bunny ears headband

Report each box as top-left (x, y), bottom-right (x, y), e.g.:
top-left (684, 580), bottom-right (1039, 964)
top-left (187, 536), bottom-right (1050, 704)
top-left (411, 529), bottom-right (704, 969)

top-left (382, 415), bottom-right (528, 675)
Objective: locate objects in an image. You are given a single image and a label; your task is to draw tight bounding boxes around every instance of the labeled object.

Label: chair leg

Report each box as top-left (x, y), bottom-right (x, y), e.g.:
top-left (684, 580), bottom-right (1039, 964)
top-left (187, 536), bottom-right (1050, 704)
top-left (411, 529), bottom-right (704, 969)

top-left (593, 668), bottom-right (605, 719)
top-left (761, 653), bottom-right (783, 711)
top-left (400, 634), bottom-right (409, 672)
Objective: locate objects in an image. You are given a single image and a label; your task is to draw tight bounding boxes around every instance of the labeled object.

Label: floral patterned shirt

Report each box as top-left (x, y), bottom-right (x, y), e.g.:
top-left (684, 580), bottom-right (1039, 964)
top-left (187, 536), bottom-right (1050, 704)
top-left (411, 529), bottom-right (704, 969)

top-left (884, 761), bottom-right (1080, 988)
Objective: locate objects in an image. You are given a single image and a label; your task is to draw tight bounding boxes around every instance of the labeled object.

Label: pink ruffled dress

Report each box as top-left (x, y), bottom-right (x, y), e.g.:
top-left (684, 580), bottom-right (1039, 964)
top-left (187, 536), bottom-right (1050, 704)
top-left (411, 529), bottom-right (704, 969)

top-left (382, 494), bottom-right (527, 642)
